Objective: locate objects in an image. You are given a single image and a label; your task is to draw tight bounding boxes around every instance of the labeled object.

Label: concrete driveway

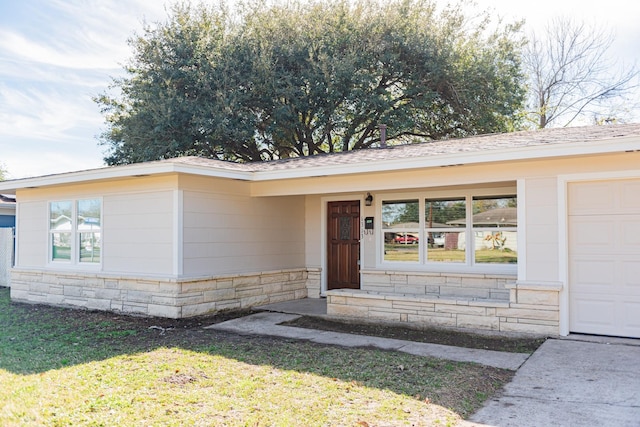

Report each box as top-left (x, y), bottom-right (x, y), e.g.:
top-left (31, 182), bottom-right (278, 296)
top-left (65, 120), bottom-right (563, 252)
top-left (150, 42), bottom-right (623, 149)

top-left (470, 337), bottom-right (640, 426)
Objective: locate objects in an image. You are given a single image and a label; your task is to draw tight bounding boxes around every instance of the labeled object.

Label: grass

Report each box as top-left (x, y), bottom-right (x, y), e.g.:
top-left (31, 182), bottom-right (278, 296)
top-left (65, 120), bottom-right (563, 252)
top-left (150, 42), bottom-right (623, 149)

top-left (0, 288), bottom-right (513, 426)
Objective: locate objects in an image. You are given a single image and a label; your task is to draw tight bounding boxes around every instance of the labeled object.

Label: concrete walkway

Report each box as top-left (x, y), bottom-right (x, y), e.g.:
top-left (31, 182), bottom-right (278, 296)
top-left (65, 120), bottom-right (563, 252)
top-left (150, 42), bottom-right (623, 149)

top-left (207, 311), bottom-right (529, 370)
top-left (470, 338), bottom-right (640, 426)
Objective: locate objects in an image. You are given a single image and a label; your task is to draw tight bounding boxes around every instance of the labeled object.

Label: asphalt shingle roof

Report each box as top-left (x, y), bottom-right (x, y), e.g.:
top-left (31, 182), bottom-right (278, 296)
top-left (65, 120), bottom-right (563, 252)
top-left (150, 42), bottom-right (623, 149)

top-left (166, 123), bottom-right (640, 173)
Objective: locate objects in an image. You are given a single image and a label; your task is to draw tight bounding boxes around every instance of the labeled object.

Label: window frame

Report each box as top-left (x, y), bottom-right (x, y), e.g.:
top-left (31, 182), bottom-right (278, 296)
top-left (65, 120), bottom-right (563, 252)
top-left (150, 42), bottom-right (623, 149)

top-left (377, 189), bottom-right (517, 274)
top-left (48, 198), bottom-right (102, 267)
top-left (382, 199), bottom-right (421, 263)
top-left (471, 196), bottom-right (518, 265)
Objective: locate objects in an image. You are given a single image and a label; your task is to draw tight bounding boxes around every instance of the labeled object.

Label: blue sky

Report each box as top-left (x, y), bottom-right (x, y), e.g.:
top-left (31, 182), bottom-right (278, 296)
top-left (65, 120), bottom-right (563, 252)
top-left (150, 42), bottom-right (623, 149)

top-left (1, 0), bottom-right (639, 179)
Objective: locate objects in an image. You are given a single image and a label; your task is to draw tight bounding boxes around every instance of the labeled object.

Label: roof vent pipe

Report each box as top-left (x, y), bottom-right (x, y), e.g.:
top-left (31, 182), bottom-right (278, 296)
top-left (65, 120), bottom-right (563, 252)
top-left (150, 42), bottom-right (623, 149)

top-left (379, 124), bottom-right (387, 148)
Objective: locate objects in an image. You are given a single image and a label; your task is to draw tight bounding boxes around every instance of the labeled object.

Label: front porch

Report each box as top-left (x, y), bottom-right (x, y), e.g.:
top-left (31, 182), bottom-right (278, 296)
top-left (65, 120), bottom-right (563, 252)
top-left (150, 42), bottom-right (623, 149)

top-left (256, 278), bottom-right (562, 336)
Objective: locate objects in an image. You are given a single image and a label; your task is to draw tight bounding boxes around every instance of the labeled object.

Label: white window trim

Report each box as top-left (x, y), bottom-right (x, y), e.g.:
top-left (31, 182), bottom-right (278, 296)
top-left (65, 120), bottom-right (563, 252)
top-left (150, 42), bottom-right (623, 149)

top-left (48, 198), bottom-right (103, 269)
top-left (377, 189), bottom-right (517, 274)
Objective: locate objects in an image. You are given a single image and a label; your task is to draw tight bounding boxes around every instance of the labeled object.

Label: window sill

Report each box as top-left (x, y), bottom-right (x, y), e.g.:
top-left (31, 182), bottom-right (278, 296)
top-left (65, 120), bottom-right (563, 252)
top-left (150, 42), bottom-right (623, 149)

top-left (46, 262), bottom-right (102, 271)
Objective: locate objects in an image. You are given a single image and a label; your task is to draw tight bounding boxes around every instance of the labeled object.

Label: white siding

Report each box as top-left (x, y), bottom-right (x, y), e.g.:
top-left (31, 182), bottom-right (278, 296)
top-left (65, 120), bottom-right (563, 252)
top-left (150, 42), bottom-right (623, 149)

top-left (15, 200), bottom-right (47, 267)
top-left (182, 180), bottom-right (305, 276)
top-left (14, 176), bottom-right (179, 276)
top-left (523, 178), bottom-right (559, 282)
top-left (304, 195), bottom-right (322, 270)
top-left (103, 190), bottom-right (175, 275)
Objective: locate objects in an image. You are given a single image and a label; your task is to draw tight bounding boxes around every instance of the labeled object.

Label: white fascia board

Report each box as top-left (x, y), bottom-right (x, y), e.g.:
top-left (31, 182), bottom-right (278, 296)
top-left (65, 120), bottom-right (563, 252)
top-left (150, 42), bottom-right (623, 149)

top-left (0, 162), bottom-right (254, 194)
top-left (253, 136), bottom-right (640, 181)
top-left (171, 163), bottom-right (254, 180)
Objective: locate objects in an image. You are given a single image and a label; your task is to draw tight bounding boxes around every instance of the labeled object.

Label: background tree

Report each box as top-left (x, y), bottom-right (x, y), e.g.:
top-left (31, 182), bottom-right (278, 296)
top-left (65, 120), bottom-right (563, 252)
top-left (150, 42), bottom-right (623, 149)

top-left (523, 16), bottom-right (638, 128)
top-left (97, 0), bottom-right (526, 165)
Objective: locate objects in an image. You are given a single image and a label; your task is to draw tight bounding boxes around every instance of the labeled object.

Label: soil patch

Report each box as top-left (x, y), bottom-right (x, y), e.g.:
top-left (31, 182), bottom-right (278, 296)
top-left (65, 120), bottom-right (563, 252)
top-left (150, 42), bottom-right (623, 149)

top-left (284, 315), bottom-right (546, 353)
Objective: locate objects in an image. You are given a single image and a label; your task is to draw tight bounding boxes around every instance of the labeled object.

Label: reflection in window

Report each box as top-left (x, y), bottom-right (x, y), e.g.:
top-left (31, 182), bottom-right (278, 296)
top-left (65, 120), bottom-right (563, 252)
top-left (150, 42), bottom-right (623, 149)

top-left (50, 201), bottom-right (72, 227)
top-left (472, 196), bottom-right (517, 264)
top-left (425, 198), bottom-right (466, 263)
top-left (383, 200), bottom-right (419, 262)
top-left (379, 193), bottom-right (517, 268)
top-left (52, 231), bottom-right (72, 261)
top-left (50, 201), bottom-right (72, 261)
top-left (425, 199), bottom-right (466, 228)
top-left (78, 199), bottom-right (101, 263)
top-left (49, 199), bottom-right (101, 264)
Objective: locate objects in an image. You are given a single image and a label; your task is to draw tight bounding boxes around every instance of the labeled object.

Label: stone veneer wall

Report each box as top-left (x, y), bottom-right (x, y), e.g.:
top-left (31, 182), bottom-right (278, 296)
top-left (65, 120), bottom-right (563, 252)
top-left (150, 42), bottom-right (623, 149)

top-left (305, 268), bottom-right (322, 298)
top-left (10, 267), bottom-right (320, 318)
top-left (327, 281), bottom-right (562, 336)
top-left (361, 270), bottom-right (514, 300)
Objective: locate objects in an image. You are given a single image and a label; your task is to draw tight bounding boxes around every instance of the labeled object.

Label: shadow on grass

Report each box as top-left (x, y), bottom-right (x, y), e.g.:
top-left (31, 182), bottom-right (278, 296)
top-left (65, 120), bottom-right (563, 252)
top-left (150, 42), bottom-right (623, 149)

top-left (0, 287), bottom-right (512, 418)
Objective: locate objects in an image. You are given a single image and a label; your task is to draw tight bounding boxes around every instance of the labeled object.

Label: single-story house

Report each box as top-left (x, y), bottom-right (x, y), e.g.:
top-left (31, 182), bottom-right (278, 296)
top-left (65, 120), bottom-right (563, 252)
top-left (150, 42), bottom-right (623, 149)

top-left (1, 124), bottom-right (640, 338)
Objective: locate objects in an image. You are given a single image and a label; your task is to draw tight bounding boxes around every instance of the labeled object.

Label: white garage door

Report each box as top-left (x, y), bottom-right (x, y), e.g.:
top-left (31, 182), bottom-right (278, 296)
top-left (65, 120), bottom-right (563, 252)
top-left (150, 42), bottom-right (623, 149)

top-left (568, 179), bottom-right (640, 338)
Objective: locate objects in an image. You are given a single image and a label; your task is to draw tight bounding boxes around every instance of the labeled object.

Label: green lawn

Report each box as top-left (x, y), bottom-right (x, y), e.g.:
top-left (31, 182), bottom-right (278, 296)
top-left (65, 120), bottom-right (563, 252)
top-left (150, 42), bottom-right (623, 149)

top-left (0, 288), bottom-right (512, 426)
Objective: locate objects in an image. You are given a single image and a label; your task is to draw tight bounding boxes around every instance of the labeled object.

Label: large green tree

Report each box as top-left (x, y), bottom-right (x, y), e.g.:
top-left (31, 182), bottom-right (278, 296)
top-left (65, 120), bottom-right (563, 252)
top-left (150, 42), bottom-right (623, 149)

top-left (97, 0), bottom-right (526, 165)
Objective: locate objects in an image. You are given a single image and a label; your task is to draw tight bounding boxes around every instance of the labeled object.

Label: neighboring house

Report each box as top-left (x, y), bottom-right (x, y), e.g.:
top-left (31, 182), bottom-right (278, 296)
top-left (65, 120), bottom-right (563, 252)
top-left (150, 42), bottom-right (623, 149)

top-left (0, 194), bottom-right (16, 228)
top-left (1, 124), bottom-right (640, 339)
top-left (0, 194), bottom-right (16, 287)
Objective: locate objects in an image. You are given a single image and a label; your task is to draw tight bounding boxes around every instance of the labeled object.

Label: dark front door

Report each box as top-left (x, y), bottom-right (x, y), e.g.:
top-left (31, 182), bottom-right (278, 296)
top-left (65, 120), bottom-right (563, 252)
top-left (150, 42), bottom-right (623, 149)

top-left (327, 200), bottom-right (360, 290)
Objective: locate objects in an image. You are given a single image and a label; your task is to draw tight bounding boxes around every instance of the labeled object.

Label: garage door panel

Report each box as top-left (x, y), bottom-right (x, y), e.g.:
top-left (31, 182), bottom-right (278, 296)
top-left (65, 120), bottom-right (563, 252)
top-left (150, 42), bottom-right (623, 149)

top-left (620, 217), bottom-right (640, 250)
top-left (623, 301), bottom-right (640, 335)
top-left (570, 216), bottom-right (640, 253)
top-left (571, 259), bottom-right (615, 293)
top-left (622, 261), bottom-right (640, 295)
top-left (568, 218), bottom-right (614, 251)
top-left (569, 178), bottom-right (640, 338)
top-left (568, 182), bottom-right (615, 215)
top-left (570, 298), bottom-right (616, 333)
top-left (620, 181), bottom-right (640, 212)
top-left (571, 298), bottom-right (640, 336)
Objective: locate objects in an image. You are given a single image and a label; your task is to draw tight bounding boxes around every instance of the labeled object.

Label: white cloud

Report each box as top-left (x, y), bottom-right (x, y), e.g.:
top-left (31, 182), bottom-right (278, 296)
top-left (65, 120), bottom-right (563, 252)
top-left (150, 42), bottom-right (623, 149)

top-left (0, 0), bottom-right (171, 178)
top-left (0, 0), bottom-right (170, 71)
top-left (0, 83), bottom-right (104, 139)
top-left (0, 29), bottom-right (124, 70)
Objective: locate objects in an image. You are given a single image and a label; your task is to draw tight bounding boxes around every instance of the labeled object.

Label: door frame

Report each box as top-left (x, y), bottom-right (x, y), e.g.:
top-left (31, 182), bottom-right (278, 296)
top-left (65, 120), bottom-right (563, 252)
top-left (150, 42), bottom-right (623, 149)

top-left (558, 169), bottom-right (640, 336)
top-left (320, 194), bottom-right (365, 296)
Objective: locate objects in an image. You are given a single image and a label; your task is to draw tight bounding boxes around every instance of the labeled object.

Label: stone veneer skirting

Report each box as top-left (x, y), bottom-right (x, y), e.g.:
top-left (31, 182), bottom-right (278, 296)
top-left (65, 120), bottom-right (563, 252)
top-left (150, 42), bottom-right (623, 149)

top-left (327, 280), bottom-right (562, 336)
top-left (361, 270), bottom-right (513, 300)
top-left (10, 267), bottom-right (321, 318)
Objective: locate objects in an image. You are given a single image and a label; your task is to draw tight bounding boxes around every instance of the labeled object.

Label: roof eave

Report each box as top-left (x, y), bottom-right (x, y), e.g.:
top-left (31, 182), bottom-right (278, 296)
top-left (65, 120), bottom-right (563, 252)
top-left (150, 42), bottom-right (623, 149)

top-left (1, 133), bottom-right (638, 193)
top-left (252, 135), bottom-right (640, 181)
top-left (0, 162), bottom-right (255, 194)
